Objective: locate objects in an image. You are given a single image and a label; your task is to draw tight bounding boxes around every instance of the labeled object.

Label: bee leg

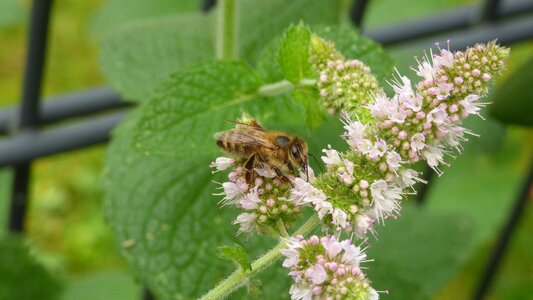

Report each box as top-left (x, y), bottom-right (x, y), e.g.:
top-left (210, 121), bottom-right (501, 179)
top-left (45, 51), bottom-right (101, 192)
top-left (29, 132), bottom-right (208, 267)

top-left (244, 154), bottom-right (256, 185)
top-left (287, 161), bottom-right (297, 177)
top-left (273, 167), bottom-right (294, 187)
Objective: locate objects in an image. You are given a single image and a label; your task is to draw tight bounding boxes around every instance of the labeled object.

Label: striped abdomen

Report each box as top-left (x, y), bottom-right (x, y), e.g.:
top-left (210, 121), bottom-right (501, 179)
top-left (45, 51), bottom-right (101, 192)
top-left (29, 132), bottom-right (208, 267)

top-left (215, 130), bottom-right (258, 157)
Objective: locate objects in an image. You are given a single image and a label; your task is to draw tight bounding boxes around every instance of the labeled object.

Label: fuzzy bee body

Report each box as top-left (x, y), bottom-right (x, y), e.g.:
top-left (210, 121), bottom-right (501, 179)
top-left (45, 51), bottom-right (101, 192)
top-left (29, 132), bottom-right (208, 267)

top-left (214, 120), bottom-right (309, 182)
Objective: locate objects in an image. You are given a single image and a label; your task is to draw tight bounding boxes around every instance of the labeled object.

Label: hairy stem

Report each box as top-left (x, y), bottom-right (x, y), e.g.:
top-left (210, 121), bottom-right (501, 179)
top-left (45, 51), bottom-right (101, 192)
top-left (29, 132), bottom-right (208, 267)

top-left (200, 214), bottom-right (320, 300)
top-left (258, 79), bottom-right (317, 97)
top-left (275, 218), bottom-right (289, 238)
top-left (216, 0), bottom-right (239, 59)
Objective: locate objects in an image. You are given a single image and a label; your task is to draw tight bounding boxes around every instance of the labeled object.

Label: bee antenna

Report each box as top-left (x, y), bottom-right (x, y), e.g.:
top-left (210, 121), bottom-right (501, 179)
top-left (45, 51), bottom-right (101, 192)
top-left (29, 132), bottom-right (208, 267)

top-left (308, 153), bottom-right (324, 173)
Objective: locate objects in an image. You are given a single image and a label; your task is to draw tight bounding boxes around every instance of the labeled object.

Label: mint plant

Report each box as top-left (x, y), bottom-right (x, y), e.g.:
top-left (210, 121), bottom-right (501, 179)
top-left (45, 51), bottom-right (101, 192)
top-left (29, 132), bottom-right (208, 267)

top-left (101, 2), bottom-right (508, 299)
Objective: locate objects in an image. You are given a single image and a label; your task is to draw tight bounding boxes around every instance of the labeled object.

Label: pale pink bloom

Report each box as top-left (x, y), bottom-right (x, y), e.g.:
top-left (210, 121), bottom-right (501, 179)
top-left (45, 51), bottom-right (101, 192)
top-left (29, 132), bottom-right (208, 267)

top-left (342, 244), bottom-right (367, 265)
top-left (354, 212), bottom-right (375, 239)
top-left (386, 151), bottom-right (402, 171)
top-left (410, 133), bottom-right (426, 152)
top-left (436, 82), bottom-right (454, 100)
top-left (460, 94), bottom-right (485, 117)
top-left (209, 156), bottom-right (235, 172)
top-left (433, 49), bottom-right (454, 69)
top-left (392, 75), bottom-right (414, 98)
top-left (291, 178), bottom-right (327, 206)
top-left (341, 112), bottom-right (368, 148)
top-left (402, 93), bottom-right (423, 112)
top-left (281, 237), bottom-right (303, 268)
top-left (422, 145), bottom-right (446, 175)
top-left (321, 236), bottom-right (343, 259)
top-left (370, 180), bottom-right (402, 222)
top-left (369, 92), bottom-right (391, 119)
top-left (427, 106), bottom-right (449, 125)
top-left (233, 213), bottom-right (256, 233)
top-left (239, 188), bottom-right (261, 210)
top-left (367, 139), bottom-right (387, 159)
top-left (321, 145), bottom-right (342, 168)
top-left (387, 96), bottom-right (407, 123)
top-left (254, 166), bottom-right (277, 178)
top-left (305, 264), bottom-right (328, 285)
top-left (415, 58), bottom-right (436, 80)
top-left (220, 181), bottom-right (243, 205)
top-left (289, 285), bottom-right (313, 300)
top-left (332, 208), bottom-right (349, 229)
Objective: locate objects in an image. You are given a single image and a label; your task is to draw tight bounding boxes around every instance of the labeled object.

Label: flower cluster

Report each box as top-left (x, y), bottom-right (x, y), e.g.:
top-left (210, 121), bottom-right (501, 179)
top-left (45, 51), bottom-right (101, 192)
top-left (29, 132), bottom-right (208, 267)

top-left (281, 235), bottom-right (379, 300)
top-left (211, 156), bottom-right (302, 235)
top-left (292, 41), bottom-right (508, 237)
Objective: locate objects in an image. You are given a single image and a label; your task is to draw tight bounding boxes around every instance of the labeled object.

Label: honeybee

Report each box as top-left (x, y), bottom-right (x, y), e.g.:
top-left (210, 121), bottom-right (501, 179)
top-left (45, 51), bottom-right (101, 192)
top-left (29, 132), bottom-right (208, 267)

top-left (214, 119), bottom-right (309, 184)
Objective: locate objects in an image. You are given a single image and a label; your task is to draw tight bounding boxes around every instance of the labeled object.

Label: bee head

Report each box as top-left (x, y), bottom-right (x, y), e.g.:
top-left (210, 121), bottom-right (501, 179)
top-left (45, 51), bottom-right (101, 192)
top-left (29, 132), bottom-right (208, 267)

top-left (289, 137), bottom-right (309, 174)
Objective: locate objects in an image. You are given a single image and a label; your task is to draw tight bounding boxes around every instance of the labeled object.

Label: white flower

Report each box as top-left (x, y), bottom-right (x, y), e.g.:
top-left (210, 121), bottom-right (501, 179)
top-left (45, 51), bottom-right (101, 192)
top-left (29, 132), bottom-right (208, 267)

top-left (209, 156), bottom-right (235, 172)
top-left (410, 133), bottom-right (426, 152)
top-left (314, 199), bottom-right (334, 220)
top-left (427, 106), bottom-right (449, 125)
top-left (281, 237), bottom-right (303, 268)
top-left (369, 92), bottom-right (391, 119)
top-left (460, 94), bottom-right (485, 117)
top-left (369, 288), bottom-right (380, 300)
top-left (321, 145), bottom-right (342, 168)
top-left (387, 96), bottom-right (407, 123)
top-left (291, 178), bottom-right (327, 205)
top-left (342, 244), bottom-right (366, 265)
top-left (354, 213), bottom-right (375, 239)
top-left (341, 113), bottom-right (368, 148)
top-left (305, 264), bottom-right (328, 285)
top-left (436, 82), bottom-right (454, 100)
top-left (370, 180), bottom-right (402, 222)
top-left (402, 93), bottom-right (423, 112)
top-left (386, 151), bottom-right (402, 171)
top-left (397, 168), bottom-right (425, 188)
top-left (289, 284), bottom-right (313, 300)
top-left (415, 57), bottom-right (436, 80)
top-left (239, 188), bottom-right (261, 210)
top-left (331, 208), bottom-right (349, 229)
top-left (422, 145), bottom-right (446, 175)
top-left (220, 181), bottom-right (243, 205)
top-left (321, 235), bottom-right (343, 259)
top-left (433, 49), bottom-right (454, 69)
top-left (367, 139), bottom-right (387, 159)
top-left (233, 213), bottom-right (256, 233)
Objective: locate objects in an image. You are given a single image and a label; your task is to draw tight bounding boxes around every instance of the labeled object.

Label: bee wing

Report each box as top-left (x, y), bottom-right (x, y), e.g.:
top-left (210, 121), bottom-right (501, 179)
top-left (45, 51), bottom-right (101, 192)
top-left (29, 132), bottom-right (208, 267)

top-left (214, 128), bottom-right (276, 149)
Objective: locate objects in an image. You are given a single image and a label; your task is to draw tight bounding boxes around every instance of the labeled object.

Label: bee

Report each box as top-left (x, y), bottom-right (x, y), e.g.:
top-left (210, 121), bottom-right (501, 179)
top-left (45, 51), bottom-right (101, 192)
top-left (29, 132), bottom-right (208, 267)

top-left (214, 119), bottom-right (309, 184)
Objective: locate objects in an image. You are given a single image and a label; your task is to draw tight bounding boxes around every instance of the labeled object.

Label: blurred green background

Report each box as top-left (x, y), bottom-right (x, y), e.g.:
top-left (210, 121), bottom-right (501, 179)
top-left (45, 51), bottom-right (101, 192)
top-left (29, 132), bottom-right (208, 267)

top-left (0, 0), bottom-right (531, 299)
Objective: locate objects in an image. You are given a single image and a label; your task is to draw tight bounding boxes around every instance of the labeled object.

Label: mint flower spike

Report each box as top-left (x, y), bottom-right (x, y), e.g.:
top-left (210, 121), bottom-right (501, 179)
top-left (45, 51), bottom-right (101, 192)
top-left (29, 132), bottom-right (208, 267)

top-left (211, 156), bottom-right (309, 235)
top-left (302, 41), bottom-right (508, 236)
top-left (281, 234), bottom-right (381, 300)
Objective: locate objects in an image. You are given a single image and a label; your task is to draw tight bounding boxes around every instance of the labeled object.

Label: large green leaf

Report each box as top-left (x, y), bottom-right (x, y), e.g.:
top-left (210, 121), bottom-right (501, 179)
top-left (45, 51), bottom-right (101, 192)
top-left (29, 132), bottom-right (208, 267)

top-left (99, 14), bottom-right (214, 101)
top-left (90, 0), bottom-right (202, 37)
top-left (489, 57), bottom-right (533, 127)
top-left (98, 0), bottom-right (339, 102)
top-left (278, 24), bottom-right (313, 84)
top-left (103, 111), bottom-right (292, 299)
top-left (0, 236), bottom-right (63, 300)
top-left (133, 61), bottom-right (304, 159)
top-left (368, 206), bottom-right (474, 299)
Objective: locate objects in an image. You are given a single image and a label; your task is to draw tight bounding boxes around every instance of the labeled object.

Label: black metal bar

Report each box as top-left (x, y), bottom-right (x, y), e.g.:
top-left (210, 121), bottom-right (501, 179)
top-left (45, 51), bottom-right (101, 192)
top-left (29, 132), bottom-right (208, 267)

top-left (0, 87), bottom-right (128, 134)
top-left (473, 155), bottom-right (533, 300)
top-left (201, 0), bottom-right (217, 12)
top-left (365, 0), bottom-right (533, 46)
top-left (481, 0), bottom-right (502, 21)
top-left (0, 112), bottom-right (126, 167)
top-left (8, 0), bottom-right (53, 233)
top-left (350, 0), bottom-right (370, 29)
top-left (143, 288), bottom-right (155, 300)
top-left (405, 14), bottom-right (533, 52)
top-left (415, 166), bottom-right (435, 205)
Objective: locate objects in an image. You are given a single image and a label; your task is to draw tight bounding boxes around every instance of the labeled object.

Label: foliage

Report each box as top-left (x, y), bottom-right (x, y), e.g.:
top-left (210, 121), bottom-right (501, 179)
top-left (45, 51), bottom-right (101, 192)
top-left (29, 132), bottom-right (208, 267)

top-left (0, 236), bottom-right (63, 300)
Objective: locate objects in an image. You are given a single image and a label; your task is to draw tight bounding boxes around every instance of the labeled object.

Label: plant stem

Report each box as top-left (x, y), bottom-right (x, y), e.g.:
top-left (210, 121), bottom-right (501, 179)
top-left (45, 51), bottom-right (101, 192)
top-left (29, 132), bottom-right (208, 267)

top-left (258, 79), bottom-right (317, 97)
top-left (199, 214), bottom-right (320, 300)
top-left (216, 0), bottom-right (239, 59)
top-left (275, 218), bottom-right (289, 238)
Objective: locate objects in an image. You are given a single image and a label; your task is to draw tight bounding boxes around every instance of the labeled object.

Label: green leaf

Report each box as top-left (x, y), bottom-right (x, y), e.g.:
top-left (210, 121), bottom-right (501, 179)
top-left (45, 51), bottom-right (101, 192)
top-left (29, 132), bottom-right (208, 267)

top-left (489, 57), bottom-right (533, 127)
top-left (217, 244), bottom-right (252, 271)
top-left (99, 14), bottom-right (214, 101)
top-left (313, 25), bottom-right (394, 86)
top-left (368, 206), bottom-right (474, 299)
top-left (238, 0), bottom-right (339, 63)
top-left (133, 61), bottom-right (305, 158)
top-left (0, 236), bottom-right (63, 300)
top-left (292, 87), bottom-right (325, 130)
top-left (98, 0), bottom-right (339, 102)
top-left (90, 0), bottom-right (202, 38)
top-left (103, 111), bottom-right (291, 299)
top-left (279, 24), bottom-right (313, 84)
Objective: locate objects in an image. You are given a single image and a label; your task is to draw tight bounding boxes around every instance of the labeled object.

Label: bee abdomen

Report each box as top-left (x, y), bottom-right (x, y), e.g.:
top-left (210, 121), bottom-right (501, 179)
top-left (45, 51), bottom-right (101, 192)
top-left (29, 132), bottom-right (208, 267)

top-left (215, 132), bottom-right (252, 154)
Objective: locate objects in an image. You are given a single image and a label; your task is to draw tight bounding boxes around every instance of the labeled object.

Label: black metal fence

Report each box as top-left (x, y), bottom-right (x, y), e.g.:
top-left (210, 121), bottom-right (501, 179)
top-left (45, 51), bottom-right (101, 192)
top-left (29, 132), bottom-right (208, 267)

top-left (1, 0), bottom-right (532, 299)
